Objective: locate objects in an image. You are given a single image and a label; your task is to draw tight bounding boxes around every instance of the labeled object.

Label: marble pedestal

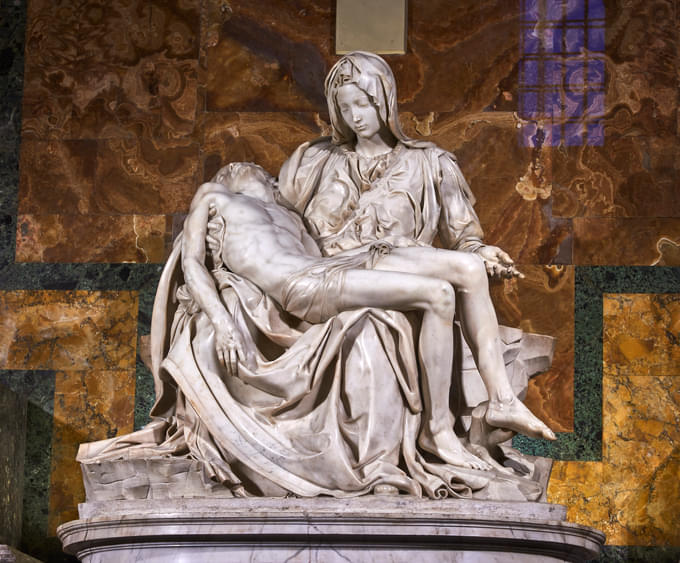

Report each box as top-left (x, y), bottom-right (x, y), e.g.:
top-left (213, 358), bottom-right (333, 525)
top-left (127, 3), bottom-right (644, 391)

top-left (58, 497), bottom-right (605, 562)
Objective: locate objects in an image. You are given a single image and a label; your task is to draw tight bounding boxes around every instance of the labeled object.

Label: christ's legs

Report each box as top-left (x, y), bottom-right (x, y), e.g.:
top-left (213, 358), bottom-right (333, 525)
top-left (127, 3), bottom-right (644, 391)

top-left (373, 247), bottom-right (556, 441)
top-left (338, 269), bottom-right (490, 470)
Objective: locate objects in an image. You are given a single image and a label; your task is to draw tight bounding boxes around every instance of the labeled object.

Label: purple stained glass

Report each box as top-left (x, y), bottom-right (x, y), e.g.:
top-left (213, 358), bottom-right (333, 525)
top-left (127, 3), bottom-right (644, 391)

top-left (587, 58), bottom-right (605, 83)
top-left (587, 27), bottom-right (605, 51)
top-left (586, 90), bottom-right (605, 117)
top-left (521, 0), bottom-right (540, 21)
top-left (565, 121), bottom-right (584, 146)
top-left (588, 0), bottom-right (605, 19)
top-left (564, 92), bottom-right (584, 118)
top-left (544, 123), bottom-right (562, 147)
top-left (545, 0), bottom-right (564, 21)
top-left (520, 91), bottom-right (540, 118)
top-left (565, 0), bottom-right (586, 20)
top-left (565, 27), bottom-right (585, 52)
top-left (544, 58), bottom-right (563, 85)
top-left (521, 59), bottom-right (540, 85)
top-left (565, 58), bottom-right (585, 86)
top-left (587, 120), bottom-right (604, 145)
top-left (518, 0), bottom-right (605, 147)
top-left (522, 26), bottom-right (541, 53)
top-left (545, 89), bottom-right (562, 117)
top-left (545, 26), bottom-right (563, 53)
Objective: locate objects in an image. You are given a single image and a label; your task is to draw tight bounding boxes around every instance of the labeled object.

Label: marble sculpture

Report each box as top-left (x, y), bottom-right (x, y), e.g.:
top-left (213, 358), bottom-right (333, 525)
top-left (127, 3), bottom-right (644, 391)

top-left (77, 51), bottom-right (558, 501)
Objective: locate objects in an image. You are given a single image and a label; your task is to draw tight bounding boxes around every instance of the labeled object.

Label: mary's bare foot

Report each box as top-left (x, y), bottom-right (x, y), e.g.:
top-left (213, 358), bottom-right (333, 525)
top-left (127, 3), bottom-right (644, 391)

top-left (418, 426), bottom-right (491, 471)
top-left (486, 396), bottom-right (556, 441)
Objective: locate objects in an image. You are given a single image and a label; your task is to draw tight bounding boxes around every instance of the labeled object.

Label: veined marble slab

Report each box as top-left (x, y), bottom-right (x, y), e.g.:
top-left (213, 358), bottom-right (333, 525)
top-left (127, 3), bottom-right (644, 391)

top-left (59, 498), bottom-right (604, 562)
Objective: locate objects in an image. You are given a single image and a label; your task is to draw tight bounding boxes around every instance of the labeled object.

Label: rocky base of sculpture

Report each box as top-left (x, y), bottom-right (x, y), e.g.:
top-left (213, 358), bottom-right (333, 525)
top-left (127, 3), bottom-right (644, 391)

top-left (0, 546), bottom-right (42, 563)
top-left (57, 498), bottom-right (605, 562)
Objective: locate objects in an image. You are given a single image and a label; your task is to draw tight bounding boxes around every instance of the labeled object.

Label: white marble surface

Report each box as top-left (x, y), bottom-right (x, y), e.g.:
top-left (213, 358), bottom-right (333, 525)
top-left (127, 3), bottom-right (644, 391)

top-left (59, 498), bottom-right (604, 562)
top-left (77, 52), bottom-right (560, 505)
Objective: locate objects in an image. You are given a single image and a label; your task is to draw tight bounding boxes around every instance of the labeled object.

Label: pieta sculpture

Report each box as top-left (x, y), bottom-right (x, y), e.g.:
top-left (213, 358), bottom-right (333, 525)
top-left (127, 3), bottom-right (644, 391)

top-left (78, 51), bottom-right (557, 502)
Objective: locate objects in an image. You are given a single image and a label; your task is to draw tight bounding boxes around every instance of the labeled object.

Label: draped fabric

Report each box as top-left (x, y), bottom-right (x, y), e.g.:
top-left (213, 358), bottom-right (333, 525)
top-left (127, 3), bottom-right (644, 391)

top-left (78, 239), bottom-right (508, 499)
top-left (278, 140), bottom-right (485, 257)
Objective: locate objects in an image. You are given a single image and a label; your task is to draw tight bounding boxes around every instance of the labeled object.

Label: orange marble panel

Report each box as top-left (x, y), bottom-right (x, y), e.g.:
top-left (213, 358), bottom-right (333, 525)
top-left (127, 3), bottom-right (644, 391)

top-left (48, 369), bottom-right (136, 533)
top-left (490, 266), bottom-right (574, 432)
top-left (548, 293), bottom-right (680, 546)
top-left (547, 461), bottom-right (609, 532)
top-left (198, 112), bottom-right (326, 180)
top-left (604, 294), bottom-right (680, 378)
top-left (15, 214), bottom-right (168, 263)
top-left (0, 291), bottom-right (138, 371)
top-left (601, 375), bottom-right (680, 545)
top-left (573, 218), bottom-right (680, 266)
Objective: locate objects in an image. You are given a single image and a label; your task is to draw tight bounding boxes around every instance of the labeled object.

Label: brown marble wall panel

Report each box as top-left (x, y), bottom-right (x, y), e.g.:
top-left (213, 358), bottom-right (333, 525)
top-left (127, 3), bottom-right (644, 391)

top-left (604, 294), bottom-right (680, 378)
top-left (202, 0), bottom-right (334, 112)
top-left (573, 217), bottom-right (680, 265)
top-left (401, 1), bottom-right (519, 114)
top-left (18, 139), bottom-right (98, 214)
top-left (20, 136), bottom-right (198, 214)
top-left (202, 1), bottom-right (518, 114)
top-left (551, 0), bottom-right (679, 220)
top-left (48, 369), bottom-right (135, 533)
top-left (23, 0), bottom-right (200, 141)
top-left (95, 137), bottom-right (199, 213)
top-left (198, 112), bottom-right (327, 181)
top-left (15, 214), bottom-right (168, 263)
top-left (606, 0), bottom-right (677, 125)
top-left (400, 111), bottom-right (570, 264)
top-left (489, 265), bottom-right (574, 432)
top-left (0, 291), bottom-right (138, 371)
top-left (552, 132), bottom-right (680, 219)
top-left (25, 0), bottom-right (200, 69)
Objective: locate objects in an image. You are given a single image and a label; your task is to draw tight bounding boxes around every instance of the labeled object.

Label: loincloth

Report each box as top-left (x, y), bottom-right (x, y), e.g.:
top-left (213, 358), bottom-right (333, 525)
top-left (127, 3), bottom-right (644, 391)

top-left (280, 242), bottom-right (392, 324)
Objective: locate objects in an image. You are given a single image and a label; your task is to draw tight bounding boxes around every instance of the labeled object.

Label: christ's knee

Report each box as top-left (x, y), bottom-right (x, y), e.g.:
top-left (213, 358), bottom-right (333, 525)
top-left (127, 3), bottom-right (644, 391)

top-left (456, 255), bottom-right (488, 293)
top-left (428, 281), bottom-right (455, 321)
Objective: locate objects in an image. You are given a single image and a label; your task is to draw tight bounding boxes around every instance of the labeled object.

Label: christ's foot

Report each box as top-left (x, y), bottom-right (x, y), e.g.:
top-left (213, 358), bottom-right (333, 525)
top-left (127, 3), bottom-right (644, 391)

top-left (485, 396), bottom-right (556, 441)
top-left (418, 426), bottom-right (491, 471)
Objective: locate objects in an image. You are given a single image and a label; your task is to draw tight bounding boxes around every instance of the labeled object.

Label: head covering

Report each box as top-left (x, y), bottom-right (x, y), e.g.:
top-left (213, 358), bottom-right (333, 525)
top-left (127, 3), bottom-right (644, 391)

top-left (324, 51), bottom-right (434, 149)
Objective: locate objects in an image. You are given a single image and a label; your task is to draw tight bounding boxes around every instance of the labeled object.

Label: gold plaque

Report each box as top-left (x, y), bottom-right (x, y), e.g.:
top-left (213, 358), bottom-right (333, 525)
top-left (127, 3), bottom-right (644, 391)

top-left (336, 0), bottom-right (407, 54)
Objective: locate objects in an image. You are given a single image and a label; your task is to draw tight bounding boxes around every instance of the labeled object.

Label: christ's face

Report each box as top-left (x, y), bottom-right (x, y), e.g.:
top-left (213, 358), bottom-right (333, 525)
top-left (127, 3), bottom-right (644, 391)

top-left (336, 83), bottom-right (383, 142)
top-left (227, 164), bottom-right (275, 202)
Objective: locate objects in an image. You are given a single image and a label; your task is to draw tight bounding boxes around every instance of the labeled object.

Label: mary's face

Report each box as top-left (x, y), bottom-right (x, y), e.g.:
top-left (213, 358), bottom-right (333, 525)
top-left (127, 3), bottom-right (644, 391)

top-left (336, 84), bottom-right (383, 142)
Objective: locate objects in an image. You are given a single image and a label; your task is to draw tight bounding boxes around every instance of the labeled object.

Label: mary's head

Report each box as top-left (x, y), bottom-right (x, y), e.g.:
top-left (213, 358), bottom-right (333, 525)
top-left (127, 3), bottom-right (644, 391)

top-left (325, 51), bottom-right (408, 147)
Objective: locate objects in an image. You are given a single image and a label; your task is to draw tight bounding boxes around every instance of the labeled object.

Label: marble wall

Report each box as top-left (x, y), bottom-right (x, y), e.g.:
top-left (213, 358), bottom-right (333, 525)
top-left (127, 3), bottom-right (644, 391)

top-left (0, 0), bottom-right (678, 560)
